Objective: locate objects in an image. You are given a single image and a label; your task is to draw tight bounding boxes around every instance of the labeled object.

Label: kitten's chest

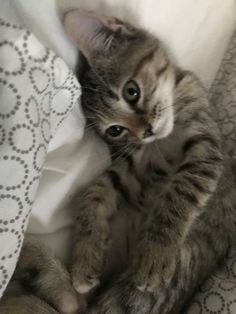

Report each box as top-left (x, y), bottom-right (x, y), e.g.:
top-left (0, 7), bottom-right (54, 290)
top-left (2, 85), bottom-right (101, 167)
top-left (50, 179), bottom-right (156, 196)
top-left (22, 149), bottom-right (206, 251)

top-left (134, 125), bottom-right (184, 180)
top-left (113, 126), bottom-right (184, 208)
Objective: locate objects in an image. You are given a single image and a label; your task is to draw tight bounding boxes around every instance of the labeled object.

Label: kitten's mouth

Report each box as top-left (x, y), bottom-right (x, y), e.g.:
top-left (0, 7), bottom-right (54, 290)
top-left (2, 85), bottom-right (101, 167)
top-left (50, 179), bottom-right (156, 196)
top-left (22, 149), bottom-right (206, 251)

top-left (142, 134), bottom-right (157, 144)
top-left (142, 115), bottom-right (173, 144)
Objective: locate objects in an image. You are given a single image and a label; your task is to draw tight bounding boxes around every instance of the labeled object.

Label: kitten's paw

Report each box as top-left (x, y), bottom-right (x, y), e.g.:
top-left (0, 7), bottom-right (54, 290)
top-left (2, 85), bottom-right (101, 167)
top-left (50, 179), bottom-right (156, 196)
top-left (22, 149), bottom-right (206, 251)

top-left (58, 292), bottom-right (85, 314)
top-left (72, 274), bottom-right (100, 294)
top-left (87, 275), bottom-right (154, 314)
top-left (71, 235), bottom-right (108, 294)
top-left (132, 238), bottom-right (177, 292)
top-left (22, 258), bottom-right (81, 313)
top-left (59, 293), bottom-right (77, 313)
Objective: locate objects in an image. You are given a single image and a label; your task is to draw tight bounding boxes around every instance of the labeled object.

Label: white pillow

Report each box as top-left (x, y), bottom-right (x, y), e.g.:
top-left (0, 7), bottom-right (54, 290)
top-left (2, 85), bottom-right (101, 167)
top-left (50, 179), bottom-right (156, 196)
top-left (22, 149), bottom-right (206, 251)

top-left (57, 0), bottom-right (236, 88)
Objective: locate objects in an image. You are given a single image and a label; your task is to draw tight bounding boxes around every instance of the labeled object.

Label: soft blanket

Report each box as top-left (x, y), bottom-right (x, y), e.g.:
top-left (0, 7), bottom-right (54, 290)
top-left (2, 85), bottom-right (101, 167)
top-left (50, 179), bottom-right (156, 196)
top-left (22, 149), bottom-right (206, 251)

top-left (0, 4), bottom-right (81, 296)
top-left (0, 1), bottom-right (236, 313)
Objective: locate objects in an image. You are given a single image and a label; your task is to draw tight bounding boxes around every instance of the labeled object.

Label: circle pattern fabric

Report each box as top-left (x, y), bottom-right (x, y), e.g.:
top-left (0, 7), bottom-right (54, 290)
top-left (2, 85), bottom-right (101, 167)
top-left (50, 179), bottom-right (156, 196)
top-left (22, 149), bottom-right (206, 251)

top-left (0, 17), bottom-right (81, 297)
top-left (186, 28), bottom-right (236, 314)
top-left (210, 28), bottom-right (236, 158)
top-left (186, 250), bottom-right (236, 314)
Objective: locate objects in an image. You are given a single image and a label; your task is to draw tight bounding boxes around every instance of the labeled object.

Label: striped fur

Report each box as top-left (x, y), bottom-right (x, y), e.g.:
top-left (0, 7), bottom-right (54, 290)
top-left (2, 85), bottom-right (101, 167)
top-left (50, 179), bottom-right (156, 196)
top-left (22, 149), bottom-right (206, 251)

top-left (76, 71), bottom-right (236, 313)
top-left (71, 13), bottom-right (236, 313)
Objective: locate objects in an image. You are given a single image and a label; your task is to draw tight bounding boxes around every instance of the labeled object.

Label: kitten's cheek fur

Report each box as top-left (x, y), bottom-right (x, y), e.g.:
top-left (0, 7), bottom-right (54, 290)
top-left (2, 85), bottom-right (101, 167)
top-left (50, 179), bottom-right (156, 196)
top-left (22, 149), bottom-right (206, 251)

top-left (154, 113), bottom-right (174, 140)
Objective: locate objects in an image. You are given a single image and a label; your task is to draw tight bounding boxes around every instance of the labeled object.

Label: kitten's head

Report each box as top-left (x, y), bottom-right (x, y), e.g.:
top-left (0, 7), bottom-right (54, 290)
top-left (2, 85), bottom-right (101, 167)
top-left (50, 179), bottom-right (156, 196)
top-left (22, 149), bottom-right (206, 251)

top-left (64, 10), bottom-right (176, 146)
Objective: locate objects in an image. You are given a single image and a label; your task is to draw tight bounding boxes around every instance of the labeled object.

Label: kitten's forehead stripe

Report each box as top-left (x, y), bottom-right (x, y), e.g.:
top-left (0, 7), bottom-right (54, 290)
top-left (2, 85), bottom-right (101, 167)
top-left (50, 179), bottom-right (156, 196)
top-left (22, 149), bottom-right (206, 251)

top-left (150, 86), bottom-right (157, 96)
top-left (156, 62), bottom-right (169, 78)
top-left (132, 48), bottom-right (157, 77)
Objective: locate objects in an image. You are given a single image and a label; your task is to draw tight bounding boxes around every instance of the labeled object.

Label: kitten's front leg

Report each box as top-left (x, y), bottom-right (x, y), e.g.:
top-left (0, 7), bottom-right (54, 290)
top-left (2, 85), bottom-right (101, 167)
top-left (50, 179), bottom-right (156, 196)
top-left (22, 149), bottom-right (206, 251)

top-left (133, 72), bottom-right (224, 292)
top-left (71, 171), bottom-right (118, 294)
top-left (88, 215), bottom-right (230, 314)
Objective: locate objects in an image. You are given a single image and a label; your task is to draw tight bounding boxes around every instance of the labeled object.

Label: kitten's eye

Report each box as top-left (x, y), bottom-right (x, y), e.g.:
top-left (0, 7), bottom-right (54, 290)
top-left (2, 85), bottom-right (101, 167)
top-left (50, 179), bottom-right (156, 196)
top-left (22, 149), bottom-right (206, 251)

top-left (123, 80), bottom-right (140, 104)
top-left (106, 125), bottom-right (125, 137)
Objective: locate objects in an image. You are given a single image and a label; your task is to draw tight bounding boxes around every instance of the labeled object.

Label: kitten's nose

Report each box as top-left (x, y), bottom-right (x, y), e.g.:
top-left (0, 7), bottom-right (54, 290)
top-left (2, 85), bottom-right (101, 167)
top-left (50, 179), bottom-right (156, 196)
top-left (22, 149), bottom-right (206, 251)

top-left (143, 125), bottom-right (153, 138)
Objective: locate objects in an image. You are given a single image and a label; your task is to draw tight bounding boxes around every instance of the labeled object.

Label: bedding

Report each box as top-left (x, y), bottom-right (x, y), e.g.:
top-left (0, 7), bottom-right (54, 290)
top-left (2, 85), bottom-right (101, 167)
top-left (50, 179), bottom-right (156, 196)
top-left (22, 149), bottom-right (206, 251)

top-left (0, 0), bottom-right (236, 312)
top-left (184, 26), bottom-right (236, 314)
top-left (0, 4), bottom-right (82, 296)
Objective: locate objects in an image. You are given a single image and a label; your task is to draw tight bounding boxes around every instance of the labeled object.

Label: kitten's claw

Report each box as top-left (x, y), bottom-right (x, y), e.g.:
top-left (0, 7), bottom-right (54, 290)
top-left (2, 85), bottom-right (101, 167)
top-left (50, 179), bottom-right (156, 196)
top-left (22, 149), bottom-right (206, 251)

top-left (73, 277), bottom-right (100, 294)
top-left (132, 237), bottom-right (176, 293)
top-left (86, 275), bottom-right (154, 314)
top-left (136, 279), bottom-right (160, 293)
top-left (71, 234), bottom-right (108, 294)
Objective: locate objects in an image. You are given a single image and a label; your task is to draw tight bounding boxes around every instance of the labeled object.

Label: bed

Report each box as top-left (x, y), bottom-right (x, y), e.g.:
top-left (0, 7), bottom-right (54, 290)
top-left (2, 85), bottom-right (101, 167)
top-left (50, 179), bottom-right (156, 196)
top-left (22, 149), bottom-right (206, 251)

top-left (0, 0), bottom-right (236, 312)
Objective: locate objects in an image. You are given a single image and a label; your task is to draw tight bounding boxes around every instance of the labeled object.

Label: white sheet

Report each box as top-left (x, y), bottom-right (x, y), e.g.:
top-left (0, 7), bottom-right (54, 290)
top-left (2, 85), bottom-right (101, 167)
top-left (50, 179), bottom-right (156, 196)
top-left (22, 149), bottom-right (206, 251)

top-left (1, 0), bottom-right (236, 295)
top-left (0, 0), bottom-right (83, 296)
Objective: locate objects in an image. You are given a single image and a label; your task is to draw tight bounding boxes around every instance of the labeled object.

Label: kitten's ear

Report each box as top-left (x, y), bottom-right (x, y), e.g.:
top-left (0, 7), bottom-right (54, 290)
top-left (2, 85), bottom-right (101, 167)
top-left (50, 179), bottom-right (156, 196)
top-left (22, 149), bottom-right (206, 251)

top-left (64, 10), bottom-right (132, 60)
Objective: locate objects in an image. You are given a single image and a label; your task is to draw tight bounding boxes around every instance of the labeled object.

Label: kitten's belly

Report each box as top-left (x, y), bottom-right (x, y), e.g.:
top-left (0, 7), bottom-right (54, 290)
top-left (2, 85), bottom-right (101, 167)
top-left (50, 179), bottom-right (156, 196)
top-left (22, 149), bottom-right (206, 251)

top-left (102, 204), bottom-right (146, 281)
top-left (134, 132), bottom-right (184, 180)
top-left (104, 128), bottom-right (185, 278)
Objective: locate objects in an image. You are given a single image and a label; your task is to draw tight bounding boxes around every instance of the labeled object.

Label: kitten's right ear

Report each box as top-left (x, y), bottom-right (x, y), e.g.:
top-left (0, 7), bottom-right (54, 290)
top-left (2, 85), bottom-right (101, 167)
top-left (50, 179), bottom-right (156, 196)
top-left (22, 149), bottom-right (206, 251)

top-left (64, 10), bottom-right (132, 61)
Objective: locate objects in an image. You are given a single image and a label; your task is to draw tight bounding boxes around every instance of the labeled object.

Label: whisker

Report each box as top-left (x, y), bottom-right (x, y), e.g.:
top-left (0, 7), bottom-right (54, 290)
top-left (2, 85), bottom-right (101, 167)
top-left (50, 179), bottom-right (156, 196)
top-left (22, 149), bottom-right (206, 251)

top-left (80, 84), bottom-right (111, 96)
top-left (85, 123), bottom-right (97, 131)
top-left (85, 121), bottom-right (96, 127)
top-left (113, 146), bottom-right (137, 167)
top-left (81, 85), bottom-right (103, 93)
top-left (91, 68), bottom-right (111, 91)
top-left (110, 143), bottom-right (137, 167)
top-left (159, 104), bottom-right (173, 112)
top-left (110, 143), bottom-right (130, 158)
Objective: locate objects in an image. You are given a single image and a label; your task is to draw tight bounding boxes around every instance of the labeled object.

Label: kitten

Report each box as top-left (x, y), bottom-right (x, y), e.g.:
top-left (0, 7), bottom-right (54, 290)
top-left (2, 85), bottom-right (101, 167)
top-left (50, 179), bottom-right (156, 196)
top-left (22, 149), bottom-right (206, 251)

top-left (1, 10), bottom-right (236, 314)
top-left (64, 10), bottom-right (236, 313)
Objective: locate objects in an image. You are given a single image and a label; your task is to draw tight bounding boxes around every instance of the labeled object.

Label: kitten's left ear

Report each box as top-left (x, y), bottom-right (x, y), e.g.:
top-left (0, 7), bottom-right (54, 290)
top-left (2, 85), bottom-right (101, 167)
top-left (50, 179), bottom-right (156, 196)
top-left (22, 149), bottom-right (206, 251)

top-left (64, 10), bottom-right (133, 61)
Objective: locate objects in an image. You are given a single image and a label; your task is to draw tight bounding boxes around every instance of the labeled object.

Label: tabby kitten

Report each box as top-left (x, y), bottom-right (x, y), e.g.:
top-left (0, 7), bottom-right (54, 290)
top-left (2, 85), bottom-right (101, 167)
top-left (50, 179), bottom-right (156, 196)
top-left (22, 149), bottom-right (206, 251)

top-left (64, 10), bottom-right (236, 313)
top-left (1, 10), bottom-right (236, 314)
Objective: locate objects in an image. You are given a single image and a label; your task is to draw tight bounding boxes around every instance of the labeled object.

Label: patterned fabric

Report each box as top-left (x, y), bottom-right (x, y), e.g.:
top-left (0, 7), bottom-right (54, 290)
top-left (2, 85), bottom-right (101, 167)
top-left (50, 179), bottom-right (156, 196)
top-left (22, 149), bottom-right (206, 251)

top-left (210, 28), bottom-right (236, 158)
top-left (187, 250), bottom-right (236, 313)
top-left (0, 17), bottom-right (81, 297)
top-left (186, 28), bottom-right (236, 314)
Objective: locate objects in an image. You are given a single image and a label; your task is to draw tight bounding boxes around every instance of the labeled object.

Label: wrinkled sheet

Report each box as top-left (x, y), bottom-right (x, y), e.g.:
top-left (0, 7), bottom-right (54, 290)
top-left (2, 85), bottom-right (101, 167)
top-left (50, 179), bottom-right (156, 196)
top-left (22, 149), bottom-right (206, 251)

top-left (0, 6), bottom-right (82, 296)
top-left (0, 1), bottom-right (236, 311)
